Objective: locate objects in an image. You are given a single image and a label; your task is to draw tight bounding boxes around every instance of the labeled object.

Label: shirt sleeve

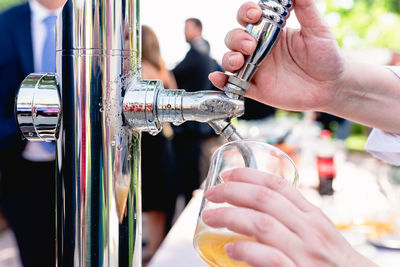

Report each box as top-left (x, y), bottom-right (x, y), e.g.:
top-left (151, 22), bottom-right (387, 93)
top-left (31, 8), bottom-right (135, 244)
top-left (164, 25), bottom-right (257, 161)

top-left (364, 66), bottom-right (400, 166)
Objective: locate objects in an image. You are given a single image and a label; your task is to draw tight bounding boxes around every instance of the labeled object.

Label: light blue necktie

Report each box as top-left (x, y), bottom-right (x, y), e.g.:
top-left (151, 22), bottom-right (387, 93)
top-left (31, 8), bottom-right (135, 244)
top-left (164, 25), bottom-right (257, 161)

top-left (40, 15), bottom-right (58, 154)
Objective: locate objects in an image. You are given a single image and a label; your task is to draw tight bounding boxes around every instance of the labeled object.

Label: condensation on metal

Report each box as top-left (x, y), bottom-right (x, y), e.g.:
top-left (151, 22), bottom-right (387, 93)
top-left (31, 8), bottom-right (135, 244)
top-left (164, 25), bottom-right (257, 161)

top-left (55, 0), bottom-right (142, 266)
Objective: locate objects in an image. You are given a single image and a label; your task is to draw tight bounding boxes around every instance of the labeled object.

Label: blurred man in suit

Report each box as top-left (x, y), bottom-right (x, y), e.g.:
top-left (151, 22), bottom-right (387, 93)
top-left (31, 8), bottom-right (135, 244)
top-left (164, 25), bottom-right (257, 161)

top-left (173, 18), bottom-right (221, 90)
top-left (172, 18), bottom-right (222, 206)
top-left (0, 0), bottom-right (65, 266)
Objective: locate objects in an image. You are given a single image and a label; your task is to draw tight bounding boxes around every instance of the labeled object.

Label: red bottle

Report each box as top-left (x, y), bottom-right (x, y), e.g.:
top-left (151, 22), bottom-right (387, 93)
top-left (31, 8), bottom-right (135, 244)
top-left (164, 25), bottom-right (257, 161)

top-left (317, 130), bottom-right (336, 195)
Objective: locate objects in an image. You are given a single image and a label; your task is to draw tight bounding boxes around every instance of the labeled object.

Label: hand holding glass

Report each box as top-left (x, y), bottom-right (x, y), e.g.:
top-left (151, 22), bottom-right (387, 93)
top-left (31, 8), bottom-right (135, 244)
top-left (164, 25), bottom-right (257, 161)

top-left (193, 140), bottom-right (298, 267)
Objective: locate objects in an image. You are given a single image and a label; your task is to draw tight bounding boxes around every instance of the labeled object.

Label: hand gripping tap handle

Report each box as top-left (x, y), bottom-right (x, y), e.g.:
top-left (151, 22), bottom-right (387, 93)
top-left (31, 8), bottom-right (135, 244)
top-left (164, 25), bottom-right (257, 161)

top-left (224, 0), bottom-right (293, 98)
top-left (209, 0), bottom-right (293, 142)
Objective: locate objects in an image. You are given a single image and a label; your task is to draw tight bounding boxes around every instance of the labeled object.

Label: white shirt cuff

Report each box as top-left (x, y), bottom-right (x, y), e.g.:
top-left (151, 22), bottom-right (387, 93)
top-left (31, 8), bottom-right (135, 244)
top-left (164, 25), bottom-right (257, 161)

top-left (365, 128), bottom-right (400, 166)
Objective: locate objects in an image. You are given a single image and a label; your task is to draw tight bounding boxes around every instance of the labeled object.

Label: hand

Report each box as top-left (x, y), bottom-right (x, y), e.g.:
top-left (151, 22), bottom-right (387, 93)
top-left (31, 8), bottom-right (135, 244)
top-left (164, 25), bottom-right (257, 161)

top-left (209, 1), bottom-right (345, 112)
top-left (202, 168), bottom-right (378, 267)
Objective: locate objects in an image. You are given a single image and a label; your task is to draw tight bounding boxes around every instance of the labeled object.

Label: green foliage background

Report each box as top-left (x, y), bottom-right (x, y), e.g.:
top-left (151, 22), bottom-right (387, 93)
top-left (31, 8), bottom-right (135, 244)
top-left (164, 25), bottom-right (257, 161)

top-left (0, 0), bottom-right (26, 11)
top-left (321, 0), bottom-right (400, 50)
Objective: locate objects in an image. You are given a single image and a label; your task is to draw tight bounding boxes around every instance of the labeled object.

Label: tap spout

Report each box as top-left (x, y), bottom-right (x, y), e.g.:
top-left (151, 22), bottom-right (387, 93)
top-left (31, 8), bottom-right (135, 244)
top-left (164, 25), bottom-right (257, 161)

top-left (169, 90), bottom-right (244, 123)
top-left (122, 80), bottom-right (244, 135)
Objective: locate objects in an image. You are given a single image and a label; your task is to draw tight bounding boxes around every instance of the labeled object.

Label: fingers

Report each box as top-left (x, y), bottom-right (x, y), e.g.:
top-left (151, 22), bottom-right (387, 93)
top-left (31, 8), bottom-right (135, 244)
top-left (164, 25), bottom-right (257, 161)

top-left (203, 206), bottom-right (301, 254)
top-left (221, 52), bottom-right (245, 73)
top-left (208, 72), bottom-right (228, 90)
top-left (237, 1), bottom-right (262, 27)
top-left (236, 0), bottom-right (331, 38)
top-left (294, 0), bottom-right (332, 37)
top-left (218, 3), bottom-right (261, 73)
top-left (205, 181), bottom-right (304, 233)
top-left (225, 28), bottom-right (257, 55)
top-left (221, 168), bottom-right (316, 213)
top-left (225, 241), bottom-right (297, 267)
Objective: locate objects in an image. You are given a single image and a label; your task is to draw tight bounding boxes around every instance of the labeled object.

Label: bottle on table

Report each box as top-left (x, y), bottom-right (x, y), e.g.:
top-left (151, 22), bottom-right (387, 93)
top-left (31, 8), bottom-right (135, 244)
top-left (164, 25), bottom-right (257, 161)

top-left (316, 130), bottom-right (336, 195)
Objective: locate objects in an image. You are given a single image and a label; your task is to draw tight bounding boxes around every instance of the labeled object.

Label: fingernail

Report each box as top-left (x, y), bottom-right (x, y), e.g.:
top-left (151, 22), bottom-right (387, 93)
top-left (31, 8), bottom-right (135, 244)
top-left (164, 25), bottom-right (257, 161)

top-left (202, 210), bottom-right (213, 223)
top-left (247, 8), bottom-right (259, 20)
top-left (241, 40), bottom-right (254, 54)
top-left (225, 243), bottom-right (234, 258)
top-left (220, 169), bottom-right (233, 181)
top-left (204, 187), bottom-right (215, 198)
top-left (228, 54), bottom-right (240, 67)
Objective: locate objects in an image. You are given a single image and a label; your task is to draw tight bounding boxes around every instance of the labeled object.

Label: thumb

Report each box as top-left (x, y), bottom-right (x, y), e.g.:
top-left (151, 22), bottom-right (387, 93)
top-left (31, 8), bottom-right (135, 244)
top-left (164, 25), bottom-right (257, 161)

top-left (293, 0), bottom-right (332, 37)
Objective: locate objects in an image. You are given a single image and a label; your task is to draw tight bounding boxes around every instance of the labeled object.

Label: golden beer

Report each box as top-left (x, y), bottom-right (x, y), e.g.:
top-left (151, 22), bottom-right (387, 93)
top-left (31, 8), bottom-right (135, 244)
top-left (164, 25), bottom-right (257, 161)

top-left (194, 229), bottom-right (255, 267)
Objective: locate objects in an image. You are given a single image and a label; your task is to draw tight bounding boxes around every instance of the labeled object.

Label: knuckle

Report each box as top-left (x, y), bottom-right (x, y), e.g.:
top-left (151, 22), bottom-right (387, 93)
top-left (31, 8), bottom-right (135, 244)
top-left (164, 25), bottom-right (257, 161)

top-left (270, 175), bottom-right (288, 192)
top-left (221, 182), bottom-right (232, 197)
top-left (255, 187), bottom-right (272, 204)
top-left (268, 250), bottom-right (285, 267)
top-left (254, 214), bottom-right (272, 233)
top-left (306, 204), bottom-right (325, 218)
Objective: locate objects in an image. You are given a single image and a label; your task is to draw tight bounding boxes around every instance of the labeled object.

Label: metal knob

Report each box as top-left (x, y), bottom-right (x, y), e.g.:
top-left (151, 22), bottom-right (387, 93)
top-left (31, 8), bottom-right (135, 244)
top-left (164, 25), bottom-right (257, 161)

top-left (15, 73), bottom-right (61, 141)
top-left (224, 0), bottom-right (293, 97)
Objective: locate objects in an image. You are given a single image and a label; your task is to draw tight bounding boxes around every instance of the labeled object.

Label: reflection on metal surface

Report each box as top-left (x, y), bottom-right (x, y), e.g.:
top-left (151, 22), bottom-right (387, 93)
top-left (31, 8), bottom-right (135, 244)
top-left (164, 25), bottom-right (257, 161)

top-left (15, 73), bottom-right (61, 142)
top-left (225, 0), bottom-right (293, 96)
top-left (209, 0), bottom-right (293, 153)
top-left (122, 80), bottom-right (244, 135)
top-left (55, 0), bottom-right (141, 266)
top-left (14, 0), bottom-right (293, 266)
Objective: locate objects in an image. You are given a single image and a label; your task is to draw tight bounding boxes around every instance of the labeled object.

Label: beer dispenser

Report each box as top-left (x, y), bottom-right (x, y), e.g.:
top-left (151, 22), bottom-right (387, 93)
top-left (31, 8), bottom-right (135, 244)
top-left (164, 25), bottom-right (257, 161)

top-left (15, 0), bottom-right (292, 265)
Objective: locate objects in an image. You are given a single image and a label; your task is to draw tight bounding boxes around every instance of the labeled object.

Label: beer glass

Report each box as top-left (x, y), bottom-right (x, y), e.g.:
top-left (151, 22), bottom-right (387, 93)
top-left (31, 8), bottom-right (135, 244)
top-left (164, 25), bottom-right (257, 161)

top-left (193, 140), bottom-right (298, 267)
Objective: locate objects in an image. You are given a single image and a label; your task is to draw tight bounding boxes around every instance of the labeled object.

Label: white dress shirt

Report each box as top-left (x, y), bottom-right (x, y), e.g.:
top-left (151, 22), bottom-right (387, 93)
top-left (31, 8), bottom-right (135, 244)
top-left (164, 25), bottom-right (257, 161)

top-left (22, 0), bottom-right (63, 162)
top-left (365, 66), bottom-right (400, 166)
top-left (30, 0), bottom-right (62, 73)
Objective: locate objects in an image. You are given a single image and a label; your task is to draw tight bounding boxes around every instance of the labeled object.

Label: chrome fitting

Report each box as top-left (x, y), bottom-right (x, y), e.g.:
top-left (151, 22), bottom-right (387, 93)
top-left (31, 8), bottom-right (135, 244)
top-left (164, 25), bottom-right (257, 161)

top-left (15, 73), bottom-right (61, 142)
top-left (122, 80), bottom-right (245, 134)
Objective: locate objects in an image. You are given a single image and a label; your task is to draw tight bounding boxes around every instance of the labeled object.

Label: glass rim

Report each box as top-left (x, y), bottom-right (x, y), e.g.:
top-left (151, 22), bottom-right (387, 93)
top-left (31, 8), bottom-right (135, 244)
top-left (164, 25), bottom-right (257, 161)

top-left (213, 139), bottom-right (297, 166)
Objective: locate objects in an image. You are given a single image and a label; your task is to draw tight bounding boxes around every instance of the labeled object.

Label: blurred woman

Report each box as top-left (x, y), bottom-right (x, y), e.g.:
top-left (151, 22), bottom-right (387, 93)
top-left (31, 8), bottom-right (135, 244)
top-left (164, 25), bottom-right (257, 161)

top-left (141, 25), bottom-right (177, 88)
top-left (141, 25), bottom-right (178, 262)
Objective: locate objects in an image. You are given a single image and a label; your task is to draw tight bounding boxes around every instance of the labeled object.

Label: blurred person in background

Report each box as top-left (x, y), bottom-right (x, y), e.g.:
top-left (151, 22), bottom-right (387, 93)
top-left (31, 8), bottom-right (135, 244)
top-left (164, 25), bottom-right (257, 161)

top-left (206, 0), bottom-right (400, 266)
top-left (172, 17), bottom-right (223, 207)
top-left (141, 25), bottom-right (178, 262)
top-left (239, 98), bottom-right (276, 121)
top-left (0, 0), bottom-right (65, 266)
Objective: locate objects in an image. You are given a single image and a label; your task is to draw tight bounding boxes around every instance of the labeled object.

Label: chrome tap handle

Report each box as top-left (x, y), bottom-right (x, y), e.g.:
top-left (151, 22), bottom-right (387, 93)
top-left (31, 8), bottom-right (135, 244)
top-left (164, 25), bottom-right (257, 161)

top-left (224, 0), bottom-right (293, 97)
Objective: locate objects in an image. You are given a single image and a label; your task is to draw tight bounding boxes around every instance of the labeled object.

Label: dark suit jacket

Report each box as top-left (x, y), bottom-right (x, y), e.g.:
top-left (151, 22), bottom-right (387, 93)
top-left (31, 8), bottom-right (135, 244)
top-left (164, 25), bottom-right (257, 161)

top-left (0, 3), bottom-right (32, 162)
top-left (240, 98), bottom-right (276, 120)
top-left (173, 46), bottom-right (221, 93)
top-left (172, 46), bottom-right (222, 138)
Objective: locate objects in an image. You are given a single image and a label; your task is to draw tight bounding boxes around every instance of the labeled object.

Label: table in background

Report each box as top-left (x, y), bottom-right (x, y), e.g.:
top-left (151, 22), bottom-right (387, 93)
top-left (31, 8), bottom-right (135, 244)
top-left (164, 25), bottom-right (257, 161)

top-left (148, 190), bottom-right (207, 267)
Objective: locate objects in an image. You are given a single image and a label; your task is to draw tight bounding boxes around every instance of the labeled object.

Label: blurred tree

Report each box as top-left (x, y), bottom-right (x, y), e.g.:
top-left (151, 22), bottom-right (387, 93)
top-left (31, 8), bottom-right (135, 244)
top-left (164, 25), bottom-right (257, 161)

top-left (322, 0), bottom-right (400, 51)
top-left (0, 0), bottom-right (26, 12)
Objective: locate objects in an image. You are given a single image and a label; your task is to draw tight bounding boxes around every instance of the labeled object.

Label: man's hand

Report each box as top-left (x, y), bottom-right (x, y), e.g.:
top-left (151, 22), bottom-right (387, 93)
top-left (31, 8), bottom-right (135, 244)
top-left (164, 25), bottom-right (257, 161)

top-left (202, 168), bottom-right (378, 267)
top-left (209, 1), bottom-right (345, 112)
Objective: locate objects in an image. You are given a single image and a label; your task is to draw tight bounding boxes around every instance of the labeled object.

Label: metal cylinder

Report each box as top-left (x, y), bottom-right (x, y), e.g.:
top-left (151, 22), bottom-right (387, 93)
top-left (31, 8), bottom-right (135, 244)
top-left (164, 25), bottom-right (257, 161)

top-left (15, 73), bottom-right (61, 142)
top-left (56, 0), bottom-right (141, 266)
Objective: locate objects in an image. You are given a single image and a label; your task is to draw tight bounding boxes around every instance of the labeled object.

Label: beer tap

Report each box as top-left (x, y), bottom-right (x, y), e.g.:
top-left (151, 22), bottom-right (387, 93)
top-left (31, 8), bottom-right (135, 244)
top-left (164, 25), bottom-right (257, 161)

top-left (14, 0), bottom-right (293, 266)
top-left (122, 0), bottom-right (293, 140)
top-left (121, 0), bottom-right (293, 169)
